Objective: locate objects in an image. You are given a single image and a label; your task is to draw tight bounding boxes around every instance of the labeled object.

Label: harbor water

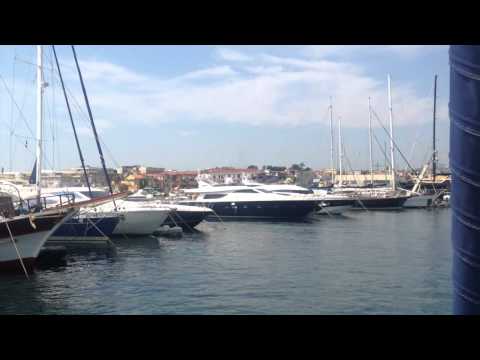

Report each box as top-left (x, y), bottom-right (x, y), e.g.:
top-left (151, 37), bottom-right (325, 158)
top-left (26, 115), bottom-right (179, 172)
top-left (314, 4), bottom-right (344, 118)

top-left (0, 208), bottom-right (452, 314)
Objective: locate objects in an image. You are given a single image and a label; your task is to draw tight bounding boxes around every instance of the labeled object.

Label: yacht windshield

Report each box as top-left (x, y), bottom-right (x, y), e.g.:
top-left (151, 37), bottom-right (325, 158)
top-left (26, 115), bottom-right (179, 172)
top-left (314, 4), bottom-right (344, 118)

top-left (276, 189), bottom-right (313, 194)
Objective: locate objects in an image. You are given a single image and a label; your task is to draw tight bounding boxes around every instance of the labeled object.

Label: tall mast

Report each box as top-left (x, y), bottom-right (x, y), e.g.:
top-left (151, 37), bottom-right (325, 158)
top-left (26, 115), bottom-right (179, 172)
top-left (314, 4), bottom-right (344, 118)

top-left (368, 97), bottom-right (374, 187)
top-left (35, 45), bottom-right (44, 200)
top-left (71, 45), bottom-right (116, 209)
top-left (432, 74), bottom-right (438, 183)
top-left (387, 74), bottom-right (396, 191)
top-left (329, 96), bottom-right (335, 179)
top-left (338, 115), bottom-right (343, 186)
top-left (52, 45), bottom-right (93, 197)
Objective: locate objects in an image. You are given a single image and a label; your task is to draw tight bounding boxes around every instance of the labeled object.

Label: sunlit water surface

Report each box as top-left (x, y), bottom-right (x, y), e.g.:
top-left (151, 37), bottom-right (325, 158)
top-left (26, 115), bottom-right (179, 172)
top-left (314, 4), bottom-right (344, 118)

top-left (0, 209), bottom-right (452, 314)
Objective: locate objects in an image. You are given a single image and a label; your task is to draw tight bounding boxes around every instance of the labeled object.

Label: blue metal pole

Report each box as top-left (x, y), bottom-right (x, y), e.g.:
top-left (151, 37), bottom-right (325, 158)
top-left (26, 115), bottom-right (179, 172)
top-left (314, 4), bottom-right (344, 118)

top-left (450, 45), bottom-right (480, 314)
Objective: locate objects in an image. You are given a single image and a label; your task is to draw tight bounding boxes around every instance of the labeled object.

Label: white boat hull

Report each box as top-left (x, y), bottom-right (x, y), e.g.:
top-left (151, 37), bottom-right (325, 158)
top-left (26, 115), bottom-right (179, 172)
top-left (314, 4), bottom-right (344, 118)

top-left (0, 210), bottom-right (74, 272)
top-left (0, 230), bottom-right (52, 271)
top-left (109, 209), bottom-right (170, 236)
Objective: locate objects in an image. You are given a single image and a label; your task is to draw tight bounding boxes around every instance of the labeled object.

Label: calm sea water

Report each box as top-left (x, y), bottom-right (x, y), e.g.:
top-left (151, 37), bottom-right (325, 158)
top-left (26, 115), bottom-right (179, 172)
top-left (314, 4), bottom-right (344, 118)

top-left (0, 209), bottom-right (452, 314)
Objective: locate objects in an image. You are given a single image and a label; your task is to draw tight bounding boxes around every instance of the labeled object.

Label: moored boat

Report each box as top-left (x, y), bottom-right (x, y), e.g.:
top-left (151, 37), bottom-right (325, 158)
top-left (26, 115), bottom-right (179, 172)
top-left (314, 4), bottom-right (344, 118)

top-left (0, 198), bottom-right (75, 273)
top-left (180, 187), bottom-right (318, 220)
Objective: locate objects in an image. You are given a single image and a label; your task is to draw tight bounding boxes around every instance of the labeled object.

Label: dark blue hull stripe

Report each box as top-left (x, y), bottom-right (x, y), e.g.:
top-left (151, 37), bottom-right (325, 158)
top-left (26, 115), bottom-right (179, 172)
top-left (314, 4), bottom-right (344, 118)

top-left (180, 200), bottom-right (317, 219)
top-left (51, 216), bottom-right (120, 238)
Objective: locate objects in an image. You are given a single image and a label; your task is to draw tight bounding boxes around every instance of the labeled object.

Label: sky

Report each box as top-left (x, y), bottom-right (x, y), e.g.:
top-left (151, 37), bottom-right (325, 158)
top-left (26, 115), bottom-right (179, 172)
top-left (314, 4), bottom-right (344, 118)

top-left (0, 45), bottom-right (449, 173)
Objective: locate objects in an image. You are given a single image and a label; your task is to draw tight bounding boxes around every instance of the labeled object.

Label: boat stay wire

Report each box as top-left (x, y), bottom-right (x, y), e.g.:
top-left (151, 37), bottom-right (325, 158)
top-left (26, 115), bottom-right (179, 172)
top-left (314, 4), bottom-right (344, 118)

top-left (52, 45), bottom-right (93, 198)
top-left (71, 45), bottom-right (116, 210)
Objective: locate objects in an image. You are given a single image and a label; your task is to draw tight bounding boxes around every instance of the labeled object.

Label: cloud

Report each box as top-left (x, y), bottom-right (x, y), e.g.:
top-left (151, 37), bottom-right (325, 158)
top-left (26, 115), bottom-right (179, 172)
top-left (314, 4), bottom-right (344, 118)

top-left (245, 65), bottom-right (284, 75)
top-left (178, 130), bottom-right (197, 137)
top-left (215, 48), bottom-right (252, 62)
top-left (302, 45), bottom-right (447, 60)
top-left (62, 59), bottom-right (149, 85)
top-left (58, 48), bottom-right (444, 131)
top-left (178, 65), bottom-right (237, 81)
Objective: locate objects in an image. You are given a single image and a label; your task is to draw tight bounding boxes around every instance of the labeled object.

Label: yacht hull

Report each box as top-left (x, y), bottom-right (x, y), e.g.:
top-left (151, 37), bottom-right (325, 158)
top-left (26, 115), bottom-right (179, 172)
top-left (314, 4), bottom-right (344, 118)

top-left (180, 200), bottom-right (318, 220)
top-left (353, 196), bottom-right (409, 210)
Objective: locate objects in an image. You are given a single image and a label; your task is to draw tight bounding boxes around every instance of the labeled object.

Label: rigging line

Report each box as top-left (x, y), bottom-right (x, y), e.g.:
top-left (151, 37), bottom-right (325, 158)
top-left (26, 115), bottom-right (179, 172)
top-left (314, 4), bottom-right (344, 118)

top-left (45, 59), bottom-right (121, 170)
top-left (72, 45), bottom-right (116, 209)
top-left (10, 68), bottom-right (34, 136)
top-left (370, 107), bottom-right (418, 176)
top-left (341, 143), bottom-right (375, 205)
top-left (407, 127), bottom-right (425, 167)
top-left (52, 45), bottom-right (93, 197)
top-left (371, 129), bottom-right (393, 170)
top-left (0, 121), bottom-right (44, 141)
top-left (0, 74), bottom-right (35, 138)
top-left (14, 55), bottom-right (78, 73)
top-left (342, 147), bottom-right (361, 185)
top-left (51, 48), bottom-right (58, 172)
top-left (100, 139), bottom-right (121, 168)
top-left (408, 80), bottom-right (437, 167)
top-left (63, 85), bottom-right (121, 169)
top-left (42, 63), bottom-right (56, 171)
top-left (19, 52), bottom-right (93, 131)
top-left (9, 46), bottom-right (16, 172)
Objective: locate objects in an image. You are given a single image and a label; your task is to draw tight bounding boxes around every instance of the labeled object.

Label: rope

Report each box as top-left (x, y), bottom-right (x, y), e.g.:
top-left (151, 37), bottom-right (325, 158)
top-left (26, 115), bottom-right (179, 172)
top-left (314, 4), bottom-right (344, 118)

top-left (71, 45), bottom-right (117, 210)
top-left (172, 209), bottom-right (195, 233)
top-left (206, 205), bottom-right (226, 229)
top-left (0, 74), bottom-right (35, 138)
top-left (4, 218), bottom-right (30, 279)
top-left (85, 215), bottom-right (115, 247)
top-left (370, 107), bottom-right (418, 176)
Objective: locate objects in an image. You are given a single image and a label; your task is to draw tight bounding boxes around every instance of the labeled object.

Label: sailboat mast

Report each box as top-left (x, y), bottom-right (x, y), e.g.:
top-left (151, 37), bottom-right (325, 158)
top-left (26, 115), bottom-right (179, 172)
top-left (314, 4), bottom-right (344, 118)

top-left (329, 96), bottom-right (335, 179)
top-left (338, 115), bottom-right (343, 186)
top-left (71, 46), bottom-right (116, 209)
top-left (368, 97), bottom-right (374, 187)
top-left (433, 74), bottom-right (438, 183)
top-left (35, 45), bottom-right (44, 200)
top-left (52, 45), bottom-right (93, 197)
top-left (387, 74), bottom-right (396, 191)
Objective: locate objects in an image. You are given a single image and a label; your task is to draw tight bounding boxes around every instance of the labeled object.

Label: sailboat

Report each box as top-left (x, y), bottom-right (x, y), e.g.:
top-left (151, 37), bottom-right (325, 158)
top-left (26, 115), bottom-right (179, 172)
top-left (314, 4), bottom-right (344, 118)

top-left (328, 75), bottom-right (410, 209)
top-left (403, 75), bottom-right (448, 208)
top-left (0, 46), bottom-right (76, 274)
top-left (30, 45), bottom-right (171, 237)
top-left (2, 46), bottom-right (123, 246)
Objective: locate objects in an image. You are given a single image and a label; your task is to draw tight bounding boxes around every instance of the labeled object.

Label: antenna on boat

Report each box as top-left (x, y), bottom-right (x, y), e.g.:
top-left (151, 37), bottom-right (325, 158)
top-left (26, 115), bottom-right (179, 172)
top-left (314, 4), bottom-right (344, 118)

top-left (387, 74), bottom-right (396, 191)
top-left (35, 45), bottom-right (45, 202)
top-left (432, 74), bottom-right (438, 184)
top-left (368, 97), bottom-right (374, 187)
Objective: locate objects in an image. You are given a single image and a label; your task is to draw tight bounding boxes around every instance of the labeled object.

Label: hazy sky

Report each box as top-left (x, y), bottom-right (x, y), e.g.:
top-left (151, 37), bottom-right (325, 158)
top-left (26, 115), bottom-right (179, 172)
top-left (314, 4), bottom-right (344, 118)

top-left (0, 45), bottom-right (449, 172)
